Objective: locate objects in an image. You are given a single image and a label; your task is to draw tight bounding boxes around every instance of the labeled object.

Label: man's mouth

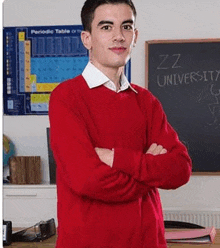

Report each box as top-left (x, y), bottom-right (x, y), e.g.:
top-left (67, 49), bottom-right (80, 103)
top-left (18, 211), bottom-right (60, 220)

top-left (109, 47), bottom-right (127, 54)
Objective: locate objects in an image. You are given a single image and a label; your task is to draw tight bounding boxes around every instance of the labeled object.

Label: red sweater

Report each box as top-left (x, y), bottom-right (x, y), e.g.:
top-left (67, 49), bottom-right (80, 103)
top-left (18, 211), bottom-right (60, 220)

top-left (49, 75), bottom-right (192, 248)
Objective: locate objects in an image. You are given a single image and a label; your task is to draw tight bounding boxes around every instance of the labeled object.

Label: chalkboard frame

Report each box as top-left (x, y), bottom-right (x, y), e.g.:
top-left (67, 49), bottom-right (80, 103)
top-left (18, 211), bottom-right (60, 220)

top-left (145, 39), bottom-right (220, 175)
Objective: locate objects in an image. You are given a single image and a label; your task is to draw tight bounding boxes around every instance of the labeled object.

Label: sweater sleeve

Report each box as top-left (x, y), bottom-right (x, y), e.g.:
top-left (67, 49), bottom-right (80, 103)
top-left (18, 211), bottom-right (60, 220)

top-left (112, 94), bottom-right (192, 190)
top-left (49, 85), bottom-right (151, 203)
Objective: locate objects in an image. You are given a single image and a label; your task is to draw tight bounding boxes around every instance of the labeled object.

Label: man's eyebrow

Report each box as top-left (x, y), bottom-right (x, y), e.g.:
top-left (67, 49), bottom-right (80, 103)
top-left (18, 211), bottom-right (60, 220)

top-left (122, 19), bottom-right (134, 25)
top-left (97, 19), bottom-right (134, 26)
top-left (97, 20), bottom-right (114, 26)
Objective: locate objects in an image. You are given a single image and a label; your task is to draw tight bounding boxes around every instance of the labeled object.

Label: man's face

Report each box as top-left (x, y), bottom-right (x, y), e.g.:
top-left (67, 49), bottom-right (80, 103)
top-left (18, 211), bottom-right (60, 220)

top-left (82, 3), bottom-right (138, 72)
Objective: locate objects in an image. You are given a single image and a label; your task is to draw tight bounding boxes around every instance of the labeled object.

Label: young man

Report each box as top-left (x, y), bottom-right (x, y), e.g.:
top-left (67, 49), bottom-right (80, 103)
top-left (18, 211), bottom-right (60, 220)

top-left (49, 0), bottom-right (192, 247)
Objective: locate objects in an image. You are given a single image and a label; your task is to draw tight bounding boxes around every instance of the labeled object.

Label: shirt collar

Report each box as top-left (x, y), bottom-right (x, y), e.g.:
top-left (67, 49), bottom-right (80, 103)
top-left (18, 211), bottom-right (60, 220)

top-left (82, 62), bottom-right (137, 93)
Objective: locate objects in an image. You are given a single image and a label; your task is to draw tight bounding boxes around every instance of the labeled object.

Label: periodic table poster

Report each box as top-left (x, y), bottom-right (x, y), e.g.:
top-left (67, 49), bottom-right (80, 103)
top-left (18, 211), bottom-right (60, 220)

top-left (3, 25), bottom-right (131, 115)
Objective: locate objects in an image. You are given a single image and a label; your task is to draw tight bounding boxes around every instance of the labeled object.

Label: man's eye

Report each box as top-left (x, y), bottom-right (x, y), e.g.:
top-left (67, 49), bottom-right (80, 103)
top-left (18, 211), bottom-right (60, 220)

top-left (123, 25), bottom-right (133, 30)
top-left (101, 25), bottom-right (111, 30)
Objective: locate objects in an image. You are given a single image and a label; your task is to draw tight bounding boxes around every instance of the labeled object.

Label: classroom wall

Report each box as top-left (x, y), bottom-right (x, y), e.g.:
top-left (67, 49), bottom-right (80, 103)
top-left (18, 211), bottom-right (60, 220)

top-left (3, 0), bottom-right (220, 214)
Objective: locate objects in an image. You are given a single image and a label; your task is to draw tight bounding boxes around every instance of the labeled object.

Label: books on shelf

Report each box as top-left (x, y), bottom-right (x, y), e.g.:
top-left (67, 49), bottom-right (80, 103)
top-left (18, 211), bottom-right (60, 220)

top-left (165, 226), bottom-right (216, 244)
top-left (9, 156), bottom-right (42, 184)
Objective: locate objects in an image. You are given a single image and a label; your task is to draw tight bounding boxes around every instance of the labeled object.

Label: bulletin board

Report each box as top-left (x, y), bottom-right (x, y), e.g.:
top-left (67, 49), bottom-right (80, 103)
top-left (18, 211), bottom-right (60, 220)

top-left (3, 25), bottom-right (131, 115)
top-left (146, 39), bottom-right (220, 172)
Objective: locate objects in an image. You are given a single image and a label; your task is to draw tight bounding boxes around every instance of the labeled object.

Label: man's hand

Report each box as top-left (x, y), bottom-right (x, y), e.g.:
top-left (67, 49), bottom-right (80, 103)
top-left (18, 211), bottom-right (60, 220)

top-left (95, 144), bottom-right (166, 168)
top-left (95, 148), bottom-right (114, 167)
top-left (146, 143), bottom-right (167, 155)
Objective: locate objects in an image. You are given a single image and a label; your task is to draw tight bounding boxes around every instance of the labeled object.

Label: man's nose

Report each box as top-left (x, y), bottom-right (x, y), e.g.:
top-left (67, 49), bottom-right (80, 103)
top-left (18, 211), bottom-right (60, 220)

top-left (113, 28), bottom-right (125, 42)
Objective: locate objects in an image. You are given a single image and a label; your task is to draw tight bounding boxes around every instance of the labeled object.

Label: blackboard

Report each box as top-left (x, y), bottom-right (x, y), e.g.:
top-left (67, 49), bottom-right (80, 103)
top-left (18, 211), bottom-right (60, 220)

top-left (145, 39), bottom-right (220, 172)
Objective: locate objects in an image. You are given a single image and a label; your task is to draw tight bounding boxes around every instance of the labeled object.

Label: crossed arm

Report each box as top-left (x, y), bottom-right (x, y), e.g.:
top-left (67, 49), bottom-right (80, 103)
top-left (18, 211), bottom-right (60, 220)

top-left (95, 143), bottom-right (167, 167)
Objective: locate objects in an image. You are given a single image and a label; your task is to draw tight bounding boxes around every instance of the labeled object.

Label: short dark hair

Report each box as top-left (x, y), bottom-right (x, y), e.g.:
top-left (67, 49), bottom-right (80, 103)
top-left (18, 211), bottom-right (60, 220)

top-left (81, 0), bottom-right (137, 32)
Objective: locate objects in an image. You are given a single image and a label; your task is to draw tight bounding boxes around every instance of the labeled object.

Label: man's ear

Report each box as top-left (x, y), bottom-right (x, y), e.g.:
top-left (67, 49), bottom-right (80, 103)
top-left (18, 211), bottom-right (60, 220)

top-left (133, 28), bottom-right (139, 47)
top-left (81, 31), bottom-right (92, 50)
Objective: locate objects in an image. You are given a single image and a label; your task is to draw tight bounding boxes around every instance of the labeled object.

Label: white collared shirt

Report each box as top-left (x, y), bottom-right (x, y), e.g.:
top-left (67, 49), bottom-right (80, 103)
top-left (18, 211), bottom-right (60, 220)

top-left (82, 62), bottom-right (137, 93)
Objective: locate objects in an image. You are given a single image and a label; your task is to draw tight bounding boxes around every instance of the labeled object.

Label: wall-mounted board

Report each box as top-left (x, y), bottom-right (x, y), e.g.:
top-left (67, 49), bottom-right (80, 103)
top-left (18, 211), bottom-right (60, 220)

top-left (146, 39), bottom-right (220, 172)
top-left (3, 25), bottom-right (131, 115)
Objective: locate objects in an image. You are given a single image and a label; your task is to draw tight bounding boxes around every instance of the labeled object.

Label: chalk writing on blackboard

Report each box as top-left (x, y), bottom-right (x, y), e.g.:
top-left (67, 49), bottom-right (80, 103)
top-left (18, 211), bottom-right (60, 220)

top-left (155, 53), bottom-right (220, 128)
top-left (156, 70), bottom-right (220, 87)
top-left (155, 52), bottom-right (220, 87)
top-left (198, 83), bottom-right (220, 128)
top-left (146, 39), bottom-right (220, 172)
top-left (157, 54), bottom-right (182, 70)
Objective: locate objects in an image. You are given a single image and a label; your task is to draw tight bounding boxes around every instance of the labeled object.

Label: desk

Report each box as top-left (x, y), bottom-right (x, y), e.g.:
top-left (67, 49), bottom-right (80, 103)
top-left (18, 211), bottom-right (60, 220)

top-left (5, 229), bottom-right (220, 248)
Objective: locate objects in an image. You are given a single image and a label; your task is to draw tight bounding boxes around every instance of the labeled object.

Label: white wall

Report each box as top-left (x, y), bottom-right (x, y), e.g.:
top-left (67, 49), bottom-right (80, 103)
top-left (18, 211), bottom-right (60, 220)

top-left (3, 116), bottom-right (50, 183)
top-left (3, 0), bottom-right (220, 212)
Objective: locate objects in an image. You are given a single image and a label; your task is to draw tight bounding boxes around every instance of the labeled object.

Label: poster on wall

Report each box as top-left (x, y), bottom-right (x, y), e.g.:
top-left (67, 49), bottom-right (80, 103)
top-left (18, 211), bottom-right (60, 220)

top-left (3, 25), bottom-right (131, 115)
